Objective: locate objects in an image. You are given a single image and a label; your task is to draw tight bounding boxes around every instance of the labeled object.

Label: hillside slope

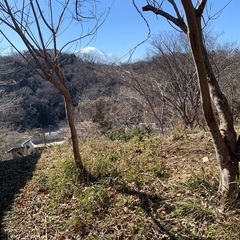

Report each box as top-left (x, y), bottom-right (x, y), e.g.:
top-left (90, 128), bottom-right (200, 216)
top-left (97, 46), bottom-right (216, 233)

top-left (1, 130), bottom-right (240, 239)
top-left (0, 54), bottom-right (122, 130)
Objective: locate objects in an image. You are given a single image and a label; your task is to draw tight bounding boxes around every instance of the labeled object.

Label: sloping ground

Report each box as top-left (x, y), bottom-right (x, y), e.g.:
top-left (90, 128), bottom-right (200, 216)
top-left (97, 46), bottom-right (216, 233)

top-left (0, 153), bottom-right (41, 238)
top-left (0, 130), bottom-right (240, 239)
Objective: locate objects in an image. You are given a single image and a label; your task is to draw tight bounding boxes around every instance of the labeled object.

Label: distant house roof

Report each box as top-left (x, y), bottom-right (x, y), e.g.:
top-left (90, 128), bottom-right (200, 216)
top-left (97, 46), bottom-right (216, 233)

top-left (7, 139), bottom-right (35, 153)
top-left (21, 139), bottom-right (35, 147)
top-left (7, 146), bottom-right (24, 153)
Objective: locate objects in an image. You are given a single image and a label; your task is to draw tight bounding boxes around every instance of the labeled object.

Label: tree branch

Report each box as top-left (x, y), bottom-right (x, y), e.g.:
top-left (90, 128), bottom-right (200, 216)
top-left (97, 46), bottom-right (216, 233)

top-left (168, 0), bottom-right (182, 20)
top-left (142, 4), bottom-right (187, 33)
top-left (196, 0), bottom-right (207, 17)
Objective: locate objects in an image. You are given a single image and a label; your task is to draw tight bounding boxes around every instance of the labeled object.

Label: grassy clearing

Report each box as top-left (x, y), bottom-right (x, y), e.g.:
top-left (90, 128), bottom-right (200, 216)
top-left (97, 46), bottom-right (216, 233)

top-left (1, 129), bottom-right (240, 239)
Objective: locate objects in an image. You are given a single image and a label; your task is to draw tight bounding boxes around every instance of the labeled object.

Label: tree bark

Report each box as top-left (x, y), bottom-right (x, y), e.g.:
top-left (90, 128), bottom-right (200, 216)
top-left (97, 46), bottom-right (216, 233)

top-left (63, 91), bottom-right (83, 168)
top-left (142, 0), bottom-right (239, 205)
top-left (55, 70), bottom-right (86, 175)
top-left (181, 0), bottom-right (239, 204)
top-left (61, 85), bottom-right (93, 182)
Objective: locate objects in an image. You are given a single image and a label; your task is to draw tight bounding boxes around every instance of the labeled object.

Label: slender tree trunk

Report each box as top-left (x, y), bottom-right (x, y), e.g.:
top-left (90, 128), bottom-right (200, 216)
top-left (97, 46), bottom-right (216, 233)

top-left (62, 87), bottom-right (95, 182)
top-left (63, 91), bottom-right (84, 169)
top-left (52, 62), bottom-right (86, 175)
top-left (159, 98), bottom-right (166, 133)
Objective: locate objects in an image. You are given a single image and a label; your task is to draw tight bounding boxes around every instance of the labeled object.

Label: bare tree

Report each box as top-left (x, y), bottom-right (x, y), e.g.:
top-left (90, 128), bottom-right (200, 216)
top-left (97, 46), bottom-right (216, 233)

top-left (102, 61), bottom-right (165, 131)
top-left (150, 32), bottom-right (201, 129)
top-left (209, 44), bottom-right (240, 115)
top-left (122, 64), bottom-right (165, 127)
top-left (0, 43), bottom-right (24, 129)
top-left (0, 95), bottom-right (18, 159)
top-left (0, 0), bottom-right (108, 177)
top-left (140, 0), bottom-right (239, 205)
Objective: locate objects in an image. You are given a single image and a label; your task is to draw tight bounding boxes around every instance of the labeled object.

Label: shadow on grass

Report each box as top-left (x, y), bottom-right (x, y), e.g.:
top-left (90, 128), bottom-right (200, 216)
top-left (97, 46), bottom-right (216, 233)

top-left (119, 186), bottom-right (176, 239)
top-left (0, 152), bottom-right (41, 239)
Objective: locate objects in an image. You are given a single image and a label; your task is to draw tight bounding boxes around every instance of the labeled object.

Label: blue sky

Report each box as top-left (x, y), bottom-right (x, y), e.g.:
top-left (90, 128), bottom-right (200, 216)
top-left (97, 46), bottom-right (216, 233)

top-left (1, 0), bottom-right (240, 62)
top-left (92, 0), bottom-right (240, 61)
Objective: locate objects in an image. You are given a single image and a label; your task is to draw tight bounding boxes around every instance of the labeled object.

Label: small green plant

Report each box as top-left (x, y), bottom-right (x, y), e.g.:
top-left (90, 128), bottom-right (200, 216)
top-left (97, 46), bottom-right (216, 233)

top-left (171, 126), bottom-right (189, 141)
top-left (68, 184), bottom-right (111, 235)
top-left (150, 161), bottom-right (169, 179)
top-left (107, 128), bottom-right (132, 141)
top-left (170, 197), bottom-right (217, 239)
top-left (0, 134), bottom-right (6, 144)
top-left (130, 125), bottom-right (151, 141)
top-left (171, 132), bottom-right (185, 141)
top-left (124, 164), bottom-right (145, 189)
top-left (184, 169), bottom-right (218, 198)
top-left (179, 197), bottom-right (215, 221)
top-left (107, 125), bottom-right (151, 142)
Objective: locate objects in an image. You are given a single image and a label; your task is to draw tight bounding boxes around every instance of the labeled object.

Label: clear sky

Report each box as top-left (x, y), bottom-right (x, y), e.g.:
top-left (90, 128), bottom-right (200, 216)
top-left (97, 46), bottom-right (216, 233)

top-left (92, 0), bottom-right (240, 61)
top-left (1, 0), bottom-right (240, 62)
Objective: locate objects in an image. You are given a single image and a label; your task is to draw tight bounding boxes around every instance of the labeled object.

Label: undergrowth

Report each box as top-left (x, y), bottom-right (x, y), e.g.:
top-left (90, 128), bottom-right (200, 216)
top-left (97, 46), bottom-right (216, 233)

top-left (1, 130), bottom-right (240, 239)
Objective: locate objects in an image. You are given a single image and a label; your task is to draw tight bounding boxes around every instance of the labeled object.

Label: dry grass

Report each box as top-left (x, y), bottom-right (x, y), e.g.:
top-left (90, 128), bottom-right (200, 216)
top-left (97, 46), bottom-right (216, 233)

top-left (0, 129), bottom-right (240, 239)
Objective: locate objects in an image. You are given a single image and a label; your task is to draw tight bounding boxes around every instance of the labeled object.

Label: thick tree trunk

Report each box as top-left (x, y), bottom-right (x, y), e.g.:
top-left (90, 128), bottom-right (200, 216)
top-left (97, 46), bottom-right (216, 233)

top-left (142, 0), bottom-right (239, 205)
top-left (204, 51), bottom-right (239, 203)
top-left (181, 0), bottom-right (239, 204)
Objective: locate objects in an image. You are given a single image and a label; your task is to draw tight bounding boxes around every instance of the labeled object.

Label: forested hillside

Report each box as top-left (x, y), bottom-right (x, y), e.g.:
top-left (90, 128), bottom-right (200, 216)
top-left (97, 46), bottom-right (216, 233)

top-left (0, 53), bottom-right (121, 130)
top-left (1, 34), bottom-right (240, 134)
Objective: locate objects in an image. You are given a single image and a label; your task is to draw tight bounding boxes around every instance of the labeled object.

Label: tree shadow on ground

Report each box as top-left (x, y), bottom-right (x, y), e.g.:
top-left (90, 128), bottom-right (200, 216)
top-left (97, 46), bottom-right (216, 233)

top-left (0, 152), bottom-right (41, 239)
top-left (119, 186), bottom-right (176, 239)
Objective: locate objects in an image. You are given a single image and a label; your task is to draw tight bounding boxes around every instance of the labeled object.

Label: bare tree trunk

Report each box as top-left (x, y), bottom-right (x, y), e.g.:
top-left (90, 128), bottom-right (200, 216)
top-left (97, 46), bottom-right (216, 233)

top-left (57, 71), bottom-right (90, 180)
top-left (63, 91), bottom-right (83, 169)
top-left (142, 0), bottom-right (239, 205)
top-left (203, 48), bottom-right (239, 202)
top-left (181, 0), bottom-right (239, 204)
top-left (62, 88), bottom-right (94, 182)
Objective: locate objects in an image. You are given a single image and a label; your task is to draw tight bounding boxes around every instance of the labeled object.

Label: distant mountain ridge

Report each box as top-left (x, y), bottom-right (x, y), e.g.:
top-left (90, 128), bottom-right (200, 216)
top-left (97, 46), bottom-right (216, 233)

top-left (75, 46), bottom-right (112, 63)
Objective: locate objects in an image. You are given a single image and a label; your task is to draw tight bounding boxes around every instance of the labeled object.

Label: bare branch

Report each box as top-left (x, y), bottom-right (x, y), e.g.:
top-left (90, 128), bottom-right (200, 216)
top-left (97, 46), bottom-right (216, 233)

top-left (142, 4), bottom-right (187, 33)
top-left (196, 0), bottom-right (207, 17)
top-left (168, 0), bottom-right (182, 20)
